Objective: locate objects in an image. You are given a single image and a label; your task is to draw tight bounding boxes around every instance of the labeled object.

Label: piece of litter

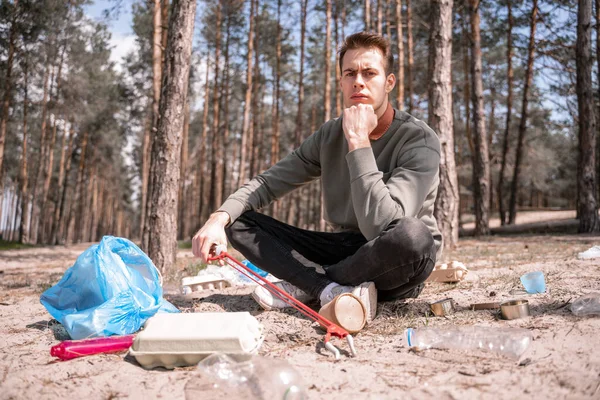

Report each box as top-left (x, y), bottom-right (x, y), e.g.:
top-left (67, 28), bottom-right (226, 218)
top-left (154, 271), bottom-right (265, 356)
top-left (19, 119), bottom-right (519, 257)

top-left (577, 246), bottom-right (600, 260)
top-left (426, 261), bottom-right (468, 283)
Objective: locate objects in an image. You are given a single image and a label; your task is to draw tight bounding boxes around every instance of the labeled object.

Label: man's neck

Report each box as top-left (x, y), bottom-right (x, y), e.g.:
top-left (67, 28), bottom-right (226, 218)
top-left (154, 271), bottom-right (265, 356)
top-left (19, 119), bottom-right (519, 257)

top-left (369, 103), bottom-right (394, 141)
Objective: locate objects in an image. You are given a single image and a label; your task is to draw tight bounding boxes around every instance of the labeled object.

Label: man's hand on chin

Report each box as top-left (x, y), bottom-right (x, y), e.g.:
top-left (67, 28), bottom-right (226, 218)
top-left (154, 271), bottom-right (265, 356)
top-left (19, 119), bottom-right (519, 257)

top-left (342, 104), bottom-right (378, 152)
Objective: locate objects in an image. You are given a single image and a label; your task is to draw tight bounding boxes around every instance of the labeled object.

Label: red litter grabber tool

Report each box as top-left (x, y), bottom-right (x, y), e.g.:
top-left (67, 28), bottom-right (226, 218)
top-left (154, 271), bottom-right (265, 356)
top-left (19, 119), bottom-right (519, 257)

top-left (208, 245), bottom-right (357, 360)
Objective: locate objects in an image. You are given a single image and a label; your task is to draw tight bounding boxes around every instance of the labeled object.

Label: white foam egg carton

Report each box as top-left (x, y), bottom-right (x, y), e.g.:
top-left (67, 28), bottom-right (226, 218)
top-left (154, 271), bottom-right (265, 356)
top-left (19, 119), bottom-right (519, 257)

top-left (181, 275), bottom-right (232, 294)
top-left (129, 312), bottom-right (264, 369)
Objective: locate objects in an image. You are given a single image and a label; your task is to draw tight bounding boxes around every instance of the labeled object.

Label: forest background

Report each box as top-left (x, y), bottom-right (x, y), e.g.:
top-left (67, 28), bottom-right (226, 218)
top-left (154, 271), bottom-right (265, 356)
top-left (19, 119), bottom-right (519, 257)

top-left (0, 0), bottom-right (597, 272)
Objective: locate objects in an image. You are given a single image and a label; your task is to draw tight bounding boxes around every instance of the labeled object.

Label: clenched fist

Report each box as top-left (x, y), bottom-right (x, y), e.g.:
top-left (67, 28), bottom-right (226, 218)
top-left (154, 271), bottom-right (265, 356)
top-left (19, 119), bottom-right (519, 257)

top-left (342, 104), bottom-right (378, 151)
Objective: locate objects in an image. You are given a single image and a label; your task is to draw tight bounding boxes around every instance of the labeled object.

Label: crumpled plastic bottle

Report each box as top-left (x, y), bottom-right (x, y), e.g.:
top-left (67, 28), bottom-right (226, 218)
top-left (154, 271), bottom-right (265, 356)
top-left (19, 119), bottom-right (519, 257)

top-left (571, 293), bottom-right (600, 316)
top-left (184, 353), bottom-right (307, 400)
top-left (405, 326), bottom-right (532, 359)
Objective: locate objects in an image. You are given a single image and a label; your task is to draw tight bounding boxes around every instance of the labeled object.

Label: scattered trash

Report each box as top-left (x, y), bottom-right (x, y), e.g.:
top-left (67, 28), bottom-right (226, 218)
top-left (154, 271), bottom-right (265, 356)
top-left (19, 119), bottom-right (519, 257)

top-left (181, 275), bottom-right (232, 294)
top-left (185, 353), bottom-right (307, 400)
top-left (191, 264), bottom-right (277, 288)
top-left (470, 302), bottom-right (501, 310)
top-left (426, 261), bottom-right (468, 283)
top-left (405, 326), bottom-right (532, 359)
top-left (318, 293), bottom-right (366, 334)
top-left (520, 271), bottom-right (546, 294)
top-left (429, 298), bottom-right (455, 317)
top-left (129, 312), bottom-right (264, 370)
top-left (577, 246), bottom-right (600, 260)
top-left (40, 236), bottom-right (179, 340)
top-left (571, 293), bottom-right (600, 316)
top-left (209, 246), bottom-right (356, 360)
top-left (50, 335), bottom-right (135, 361)
top-left (241, 259), bottom-right (269, 278)
top-left (500, 300), bottom-right (531, 320)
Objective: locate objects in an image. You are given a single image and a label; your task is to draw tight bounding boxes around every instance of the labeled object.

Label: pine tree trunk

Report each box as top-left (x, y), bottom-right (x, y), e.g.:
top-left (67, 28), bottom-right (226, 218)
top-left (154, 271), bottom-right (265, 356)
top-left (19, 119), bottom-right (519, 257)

top-left (19, 58), bottom-right (30, 244)
top-left (140, 110), bottom-right (152, 240)
top-left (429, 0), bottom-right (458, 248)
top-left (54, 124), bottom-right (75, 244)
top-left (365, 0), bottom-right (371, 30)
top-left (271, 0), bottom-right (282, 218)
top-left (469, 0), bottom-right (490, 235)
top-left (489, 87), bottom-right (496, 213)
top-left (406, 0), bottom-right (414, 113)
top-left (395, 0), bottom-right (404, 110)
top-left (144, 0), bottom-right (164, 251)
top-left (461, 2), bottom-right (474, 155)
top-left (377, 0), bottom-right (382, 35)
top-left (148, 0), bottom-right (196, 272)
top-left (178, 99), bottom-right (190, 239)
top-left (498, 0), bottom-right (513, 226)
top-left (198, 53), bottom-right (211, 222)
top-left (325, 0), bottom-right (332, 122)
top-left (238, 0), bottom-right (256, 188)
top-left (67, 132), bottom-right (88, 244)
top-left (334, 2), bottom-right (341, 117)
top-left (596, 0), bottom-right (600, 205)
top-left (576, 0), bottom-right (599, 232)
top-left (209, 1), bottom-right (222, 213)
top-left (220, 16), bottom-right (231, 209)
top-left (29, 63), bottom-right (51, 244)
top-left (0, 1), bottom-right (17, 226)
top-left (249, 25), bottom-right (261, 179)
top-left (386, 0), bottom-right (391, 38)
top-left (508, 0), bottom-right (537, 224)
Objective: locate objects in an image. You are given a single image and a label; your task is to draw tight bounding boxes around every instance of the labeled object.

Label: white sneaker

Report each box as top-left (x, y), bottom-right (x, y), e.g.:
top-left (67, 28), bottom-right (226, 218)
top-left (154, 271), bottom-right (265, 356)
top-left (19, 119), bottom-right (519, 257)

top-left (323, 282), bottom-right (378, 323)
top-left (251, 281), bottom-right (313, 311)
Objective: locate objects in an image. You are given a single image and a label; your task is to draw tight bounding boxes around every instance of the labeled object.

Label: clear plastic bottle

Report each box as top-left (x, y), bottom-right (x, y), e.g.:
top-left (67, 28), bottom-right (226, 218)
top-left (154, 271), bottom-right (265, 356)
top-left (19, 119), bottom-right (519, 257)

top-left (405, 326), bottom-right (532, 359)
top-left (571, 293), bottom-right (600, 316)
top-left (184, 353), bottom-right (307, 400)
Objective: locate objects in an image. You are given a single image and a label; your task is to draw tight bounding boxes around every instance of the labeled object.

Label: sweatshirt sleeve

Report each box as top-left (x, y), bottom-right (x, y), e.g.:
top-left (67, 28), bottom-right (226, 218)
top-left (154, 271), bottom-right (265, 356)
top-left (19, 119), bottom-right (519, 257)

top-left (217, 127), bottom-right (323, 224)
top-left (345, 126), bottom-right (440, 240)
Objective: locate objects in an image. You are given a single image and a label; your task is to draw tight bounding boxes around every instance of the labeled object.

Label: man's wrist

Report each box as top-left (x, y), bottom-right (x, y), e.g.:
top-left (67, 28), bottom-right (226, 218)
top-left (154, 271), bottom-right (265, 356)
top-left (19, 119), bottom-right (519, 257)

top-left (210, 211), bottom-right (231, 226)
top-left (348, 139), bottom-right (371, 152)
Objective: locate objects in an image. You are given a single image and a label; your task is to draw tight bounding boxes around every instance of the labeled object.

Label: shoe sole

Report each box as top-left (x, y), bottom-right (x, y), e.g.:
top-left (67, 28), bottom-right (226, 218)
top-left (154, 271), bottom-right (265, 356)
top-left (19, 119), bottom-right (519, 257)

top-left (357, 282), bottom-right (377, 324)
top-left (251, 289), bottom-right (276, 311)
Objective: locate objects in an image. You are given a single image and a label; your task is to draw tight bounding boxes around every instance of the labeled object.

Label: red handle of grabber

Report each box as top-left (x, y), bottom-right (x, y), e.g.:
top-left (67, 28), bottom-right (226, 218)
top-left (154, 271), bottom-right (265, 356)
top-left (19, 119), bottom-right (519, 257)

top-left (208, 250), bottom-right (357, 359)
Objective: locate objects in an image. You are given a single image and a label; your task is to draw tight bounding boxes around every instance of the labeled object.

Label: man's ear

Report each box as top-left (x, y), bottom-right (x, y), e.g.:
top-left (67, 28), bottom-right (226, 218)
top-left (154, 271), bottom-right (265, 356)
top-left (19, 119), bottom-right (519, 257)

top-left (385, 73), bottom-right (396, 93)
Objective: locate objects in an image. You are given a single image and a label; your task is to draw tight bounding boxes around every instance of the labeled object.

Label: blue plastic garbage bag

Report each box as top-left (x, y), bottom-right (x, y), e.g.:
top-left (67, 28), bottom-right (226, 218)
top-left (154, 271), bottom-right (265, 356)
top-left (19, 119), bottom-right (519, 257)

top-left (40, 236), bottom-right (179, 340)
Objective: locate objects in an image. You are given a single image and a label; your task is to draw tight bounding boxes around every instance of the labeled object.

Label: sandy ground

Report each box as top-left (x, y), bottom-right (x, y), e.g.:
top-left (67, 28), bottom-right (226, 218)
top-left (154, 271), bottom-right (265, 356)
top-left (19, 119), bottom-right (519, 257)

top-left (1, 213), bottom-right (600, 399)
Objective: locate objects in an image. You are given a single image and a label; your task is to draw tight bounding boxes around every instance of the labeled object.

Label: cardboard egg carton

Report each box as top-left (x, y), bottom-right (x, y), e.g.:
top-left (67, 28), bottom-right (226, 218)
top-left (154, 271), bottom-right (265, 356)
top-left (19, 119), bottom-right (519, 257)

top-left (426, 261), bottom-right (468, 283)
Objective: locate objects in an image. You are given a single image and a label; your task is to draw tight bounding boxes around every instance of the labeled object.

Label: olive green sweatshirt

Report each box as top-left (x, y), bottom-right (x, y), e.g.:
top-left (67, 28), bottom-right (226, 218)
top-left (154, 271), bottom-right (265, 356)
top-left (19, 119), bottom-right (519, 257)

top-left (218, 109), bottom-right (443, 256)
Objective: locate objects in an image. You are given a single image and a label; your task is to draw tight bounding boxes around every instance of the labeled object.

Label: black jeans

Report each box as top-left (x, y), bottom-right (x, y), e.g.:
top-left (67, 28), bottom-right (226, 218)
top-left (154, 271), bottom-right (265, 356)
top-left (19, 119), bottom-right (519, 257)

top-left (225, 211), bottom-right (437, 301)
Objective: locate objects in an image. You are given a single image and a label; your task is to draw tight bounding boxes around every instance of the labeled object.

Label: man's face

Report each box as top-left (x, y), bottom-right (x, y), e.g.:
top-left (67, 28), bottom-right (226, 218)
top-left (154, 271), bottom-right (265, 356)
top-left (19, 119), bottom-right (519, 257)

top-left (340, 47), bottom-right (396, 118)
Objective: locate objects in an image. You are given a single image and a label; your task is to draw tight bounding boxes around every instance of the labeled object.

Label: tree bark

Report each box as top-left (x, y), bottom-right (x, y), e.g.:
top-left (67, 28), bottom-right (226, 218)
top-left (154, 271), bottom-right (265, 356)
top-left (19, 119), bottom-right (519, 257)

top-left (143, 0), bottom-right (164, 250)
top-left (461, 1), bottom-right (474, 155)
top-left (324, 0), bottom-right (332, 122)
top-left (19, 58), bottom-right (30, 244)
top-left (148, 0), bottom-right (196, 272)
top-left (0, 0), bottom-right (17, 226)
top-left (66, 132), bottom-right (88, 244)
top-left (395, 0), bottom-right (404, 110)
top-left (271, 0), bottom-right (282, 218)
top-left (53, 123), bottom-right (75, 244)
top-left (288, 0), bottom-right (308, 226)
top-left (576, 0), bottom-right (599, 232)
top-left (198, 52), bottom-right (211, 222)
top-left (365, 0), bottom-right (371, 30)
top-left (469, 0), bottom-right (490, 235)
top-left (238, 0), bottom-right (256, 187)
top-left (178, 97), bottom-right (190, 239)
top-left (29, 62), bottom-right (51, 244)
top-left (498, 0), bottom-right (513, 226)
top-left (508, 0), bottom-right (537, 224)
top-left (209, 1), bottom-right (223, 213)
top-left (334, 1), bottom-right (341, 117)
top-left (429, 0), bottom-right (458, 249)
top-left (406, 0), bottom-right (414, 113)
top-left (377, 0), bottom-right (382, 35)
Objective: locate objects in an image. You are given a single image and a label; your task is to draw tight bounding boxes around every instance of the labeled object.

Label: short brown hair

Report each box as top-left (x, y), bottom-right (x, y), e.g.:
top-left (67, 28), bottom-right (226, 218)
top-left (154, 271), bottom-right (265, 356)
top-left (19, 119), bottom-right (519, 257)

top-left (338, 31), bottom-right (394, 76)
